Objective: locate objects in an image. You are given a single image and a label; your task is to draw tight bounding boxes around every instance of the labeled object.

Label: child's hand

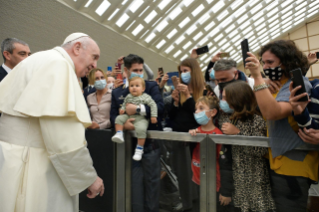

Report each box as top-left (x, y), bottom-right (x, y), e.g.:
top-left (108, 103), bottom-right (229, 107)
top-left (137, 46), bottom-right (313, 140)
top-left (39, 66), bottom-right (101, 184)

top-left (222, 123), bottom-right (240, 135)
top-left (119, 109), bottom-right (125, 115)
top-left (151, 117), bottom-right (157, 124)
top-left (189, 128), bottom-right (199, 136)
top-left (289, 82), bottom-right (310, 115)
top-left (219, 194), bottom-right (231, 206)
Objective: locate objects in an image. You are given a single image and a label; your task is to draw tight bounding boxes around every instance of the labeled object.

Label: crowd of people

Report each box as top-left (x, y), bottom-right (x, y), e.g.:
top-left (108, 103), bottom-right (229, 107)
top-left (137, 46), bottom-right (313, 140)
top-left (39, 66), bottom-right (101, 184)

top-left (0, 33), bottom-right (319, 212)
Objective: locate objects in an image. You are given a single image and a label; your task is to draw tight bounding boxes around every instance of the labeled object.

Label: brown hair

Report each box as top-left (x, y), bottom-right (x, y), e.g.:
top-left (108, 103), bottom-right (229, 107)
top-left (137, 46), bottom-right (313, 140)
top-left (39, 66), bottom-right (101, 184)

top-left (196, 96), bottom-right (219, 112)
top-left (178, 58), bottom-right (205, 104)
top-left (129, 76), bottom-right (145, 88)
top-left (259, 40), bottom-right (309, 76)
top-left (224, 81), bottom-right (259, 121)
top-left (89, 68), bottom-right (107, 85)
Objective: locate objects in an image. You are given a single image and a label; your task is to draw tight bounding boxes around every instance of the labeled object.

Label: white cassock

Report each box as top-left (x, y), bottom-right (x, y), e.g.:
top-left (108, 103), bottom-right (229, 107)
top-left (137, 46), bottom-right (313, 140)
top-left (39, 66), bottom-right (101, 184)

top-left (0, 47), bottom-right (97, 212)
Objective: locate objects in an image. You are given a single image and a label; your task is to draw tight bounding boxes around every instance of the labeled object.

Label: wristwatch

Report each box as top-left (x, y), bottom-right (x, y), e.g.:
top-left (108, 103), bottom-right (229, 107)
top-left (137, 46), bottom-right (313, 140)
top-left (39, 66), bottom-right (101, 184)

top-left (136, 105), bottom-right (141, 115)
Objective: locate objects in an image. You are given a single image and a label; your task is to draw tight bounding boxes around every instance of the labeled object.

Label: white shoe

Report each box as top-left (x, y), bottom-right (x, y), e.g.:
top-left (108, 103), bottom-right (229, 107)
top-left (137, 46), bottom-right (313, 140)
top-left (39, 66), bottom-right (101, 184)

top-left (132, 148), bottom-right (143, 161)
top-left (112, 132), bottom-right (124, 143)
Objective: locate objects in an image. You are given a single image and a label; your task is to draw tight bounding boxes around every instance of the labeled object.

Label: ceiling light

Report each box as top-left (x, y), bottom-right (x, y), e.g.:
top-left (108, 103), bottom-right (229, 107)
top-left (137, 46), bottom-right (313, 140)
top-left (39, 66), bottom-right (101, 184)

top-left (204, 21), bottom-right (215, 31)
top-left (214, 34), bottom-right (223, 42)
top-left (180, 54), bottom-right (188, 61)
top-left (192, 4), bottom-right (205, 17)
top-left (167, 28), bottom-right (178, 39)
top-left (266, 1), bottom-right (278, 11)
top-left (257, 28), bottom-right (267, 36)
top-left (183, 0), bottom-right (194, 7)
top-left (237, 14), bottom-right (248, 24)
top-left (242, 27), bottom-right (252, 35)
top-left (158, 0), bottom-right (171, 10)
top-left (179, 17), bottom-right (191, 28)
top-left (240, 21), bottom-right (250, 30)
top-left (253, 11), bottom-right (264, 21)
top-left (281, 0), bottom-right (293, 8)
top-left (156, 20), bottom-right (169, 32)
top-left (132, 24), bottom-right (144, 36)
top-left (269, 20), bottom-right (279, 28)
top-left (211, 1), bottom-right (225, 13)
top-left (250, 3), bottom-right (262, 14)
top-left (169, 7), bottom-right (182, 20)
top-left (129, 0), bottom-right (144, 13)
top-left (183, 41), bottom-right (192, 50)
top-left (173, 50), bottom-right (182, 58)
top-left (208, 28), bottom-right (219, 37)
top-left (225, 24), bottom-right (235, 33)
top-left (116, 13), bottom-right (130, 27)
top-left (206, 0), bottom-right (214, 4)
top-left (272, 33), bottom-right (280, 39)
top-left (296, 1), bottom-right (307, 11)
top-left (144, 10), bottom-right (157, 24)
top-left (209, 46), bottom-right (217, 54)
top-left (85, 0), bottom-right (93, 7)
top-left (228, 30), bottom-right (238, 39)
top-left (198, 13), bottom-right (210, 25)
top-left (125, 20), bottom-right (136, 31)
top-left (165, 45), bottom-right (174, 54)
top-left (175, 35), bottom-right (185, 45)
top-left (295, 8), bottom-right (306, 17)
top-left (152, 17), bottom-right (162, 27)
top-left (156, 39), bottom-right (166, 49)
top-left (268, 14), bottom-right (279, 23)
top-left (121, 0), bottom-right (128, 5)
top-left (308, 10), bottom-right (319, 18)
top-left (95, 0), bottom-right (111, 16)
top-left (294, 18), bottom-right (304, 26)
top-left (193, 32), bottom-right (203, 41)
top-left (217, 10), bottom-right (229, 21)
top-left (186, 25), bottom-right (197, 35)
top-left (219, 39), bottom-right (227, 46)
top-left (140, 30), bottom-right (149, 39)
top-left (281, 5), bottom-right (293, 14)
top-left (207, 42), bottom-right (213, 47)
top-left (231, 0), bottom-right (243, 10)
top-left (108, 8), bottom-right (119, 21)
top-left (255, 23), bottom-right (265, 32)
top-left (145, 33), bottom-right (156, 43)
top-left (231, 35), bottom-right (241, 43)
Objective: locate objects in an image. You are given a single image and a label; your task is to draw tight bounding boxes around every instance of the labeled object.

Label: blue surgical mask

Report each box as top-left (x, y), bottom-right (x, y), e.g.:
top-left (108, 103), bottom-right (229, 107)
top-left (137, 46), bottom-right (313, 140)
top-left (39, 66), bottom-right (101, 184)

top-left (209, 69), bottom-right (215, 80)
top-left (94, 79), bottom-right (107, 90)
top-left (181, 72), bottom-right (191, 84)
top-left (130, 72), bottom-right (144, 79)
top-left (220, 100), bottom-right (234, 114)
top-left (194, 110), bottom-right (211, 125)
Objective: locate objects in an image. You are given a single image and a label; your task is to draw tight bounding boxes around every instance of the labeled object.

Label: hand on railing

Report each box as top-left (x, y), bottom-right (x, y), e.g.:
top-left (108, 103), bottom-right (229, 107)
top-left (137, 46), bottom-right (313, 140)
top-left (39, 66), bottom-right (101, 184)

top-left (298, 128), bottom-right (319, 145)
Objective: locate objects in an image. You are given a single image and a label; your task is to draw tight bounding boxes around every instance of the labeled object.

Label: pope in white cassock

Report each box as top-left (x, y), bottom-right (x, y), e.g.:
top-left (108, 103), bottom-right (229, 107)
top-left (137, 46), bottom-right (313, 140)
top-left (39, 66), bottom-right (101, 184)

top-left (0, 33), bottom-right (105, 212)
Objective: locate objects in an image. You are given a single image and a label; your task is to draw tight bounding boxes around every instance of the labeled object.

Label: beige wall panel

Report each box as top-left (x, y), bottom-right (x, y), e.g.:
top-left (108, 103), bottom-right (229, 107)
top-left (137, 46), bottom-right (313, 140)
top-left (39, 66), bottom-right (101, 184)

top-left (309, 35), bottom-right (319, 50)
top-left (289, 26), bottom-right (307, 40)
top-left (0, 0), bottom-right (178, 75)
top-left (294, 38), bottom-right (309, 51)
top-left (312, 63), bottom-right (319, 77)
top-left (307, 21), bottom-right (319, 36)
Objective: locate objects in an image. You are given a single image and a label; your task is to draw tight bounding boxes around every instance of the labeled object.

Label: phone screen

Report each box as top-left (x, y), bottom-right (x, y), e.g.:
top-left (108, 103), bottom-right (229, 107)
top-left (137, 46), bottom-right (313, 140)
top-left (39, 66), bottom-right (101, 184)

top-left (290, 68), bottom-right (308, 102)
top-left (241, 39), bottom-right (249, 67)
top-left (220, 53), bottom-right (230, 58)
top-left (316, 52), bottom-right (319, 59)
top-left (196, 45), bottom-right (209, 55)
top-left (116, 73), bottom-right (123, 80)
top-left (107, 66), bottom-right (112, 72)
top-left (115, 63), bottom-right (121, 69)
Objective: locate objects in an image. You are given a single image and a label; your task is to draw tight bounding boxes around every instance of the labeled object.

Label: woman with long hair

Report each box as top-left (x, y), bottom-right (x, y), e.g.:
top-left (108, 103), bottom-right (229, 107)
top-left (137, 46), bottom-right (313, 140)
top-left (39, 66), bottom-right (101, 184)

top-left (168, 58), bottom-right (205, 211)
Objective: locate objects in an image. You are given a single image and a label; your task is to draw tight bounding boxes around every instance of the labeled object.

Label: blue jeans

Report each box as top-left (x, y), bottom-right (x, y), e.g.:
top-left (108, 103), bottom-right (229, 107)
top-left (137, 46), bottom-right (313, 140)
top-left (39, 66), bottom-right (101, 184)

top-left (131, 142), bottom-right (161, 212)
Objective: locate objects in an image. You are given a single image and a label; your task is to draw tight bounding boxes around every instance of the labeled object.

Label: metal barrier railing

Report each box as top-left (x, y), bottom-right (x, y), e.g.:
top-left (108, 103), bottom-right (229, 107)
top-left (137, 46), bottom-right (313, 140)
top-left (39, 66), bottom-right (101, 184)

top-left (115, 131), bottom-right (319, 212)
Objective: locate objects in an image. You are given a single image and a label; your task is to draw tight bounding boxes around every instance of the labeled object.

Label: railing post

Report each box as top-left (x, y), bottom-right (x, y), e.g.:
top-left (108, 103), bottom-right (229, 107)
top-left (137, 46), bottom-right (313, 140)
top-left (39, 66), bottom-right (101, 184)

top-left (200, 136), bottom-right (208, 212)
top-left (206, 136), bottom-right (217, 212)
top-left (125, 132), bottom-right (132, 212)
top-left (115, 142), bottom-right (126, 212)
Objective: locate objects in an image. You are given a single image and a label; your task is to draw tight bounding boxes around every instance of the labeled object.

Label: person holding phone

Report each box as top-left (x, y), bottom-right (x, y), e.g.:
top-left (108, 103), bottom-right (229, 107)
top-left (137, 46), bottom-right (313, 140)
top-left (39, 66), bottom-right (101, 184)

top-left (246, 39), bottom-right (318, 212)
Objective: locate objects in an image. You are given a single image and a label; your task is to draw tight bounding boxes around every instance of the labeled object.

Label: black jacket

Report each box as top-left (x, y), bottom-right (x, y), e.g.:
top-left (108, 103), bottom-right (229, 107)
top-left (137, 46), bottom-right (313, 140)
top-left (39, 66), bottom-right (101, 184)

top-left (0, 65), bottom-right (8, 82)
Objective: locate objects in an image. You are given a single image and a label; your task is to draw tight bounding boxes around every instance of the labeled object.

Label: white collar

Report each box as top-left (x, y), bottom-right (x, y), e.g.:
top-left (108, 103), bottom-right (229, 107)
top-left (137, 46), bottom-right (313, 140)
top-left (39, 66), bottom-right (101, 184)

top-left (53, 47), bottom-right (75, 70)
top-left (2, 63), bottom-right (12, 74)
top-left (125, 78), bottom-right (129, 88)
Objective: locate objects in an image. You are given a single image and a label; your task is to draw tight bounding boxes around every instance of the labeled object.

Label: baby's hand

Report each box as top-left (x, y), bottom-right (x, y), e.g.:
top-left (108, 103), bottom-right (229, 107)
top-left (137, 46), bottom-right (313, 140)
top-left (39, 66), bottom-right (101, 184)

top-left (119, 109), bottom-right (125, 115)
top-left (151, 117), bottom-right (157, 124)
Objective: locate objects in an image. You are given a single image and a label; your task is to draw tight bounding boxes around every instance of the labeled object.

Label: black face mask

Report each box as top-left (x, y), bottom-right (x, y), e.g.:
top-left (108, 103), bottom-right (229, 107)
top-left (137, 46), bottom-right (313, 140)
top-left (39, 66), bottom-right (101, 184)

top-left (218, 74), bottom-right (237, 91)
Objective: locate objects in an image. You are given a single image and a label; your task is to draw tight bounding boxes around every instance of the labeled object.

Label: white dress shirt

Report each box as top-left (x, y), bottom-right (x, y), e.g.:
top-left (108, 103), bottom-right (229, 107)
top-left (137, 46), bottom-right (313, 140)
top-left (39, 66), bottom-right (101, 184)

top-left (2, 63), bottom-right (12, 74)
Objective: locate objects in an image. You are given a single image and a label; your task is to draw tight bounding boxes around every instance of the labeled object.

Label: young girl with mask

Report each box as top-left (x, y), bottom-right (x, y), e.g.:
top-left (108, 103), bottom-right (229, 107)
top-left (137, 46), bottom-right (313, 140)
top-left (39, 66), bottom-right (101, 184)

top-left (189, 96), bottom-right (235, 210)
top-left (169, 58), bottom-right (205, 211)
top-left (87, 68), bottom-right (112, 129)
top-left (220, 81), bottom-right (275, 212)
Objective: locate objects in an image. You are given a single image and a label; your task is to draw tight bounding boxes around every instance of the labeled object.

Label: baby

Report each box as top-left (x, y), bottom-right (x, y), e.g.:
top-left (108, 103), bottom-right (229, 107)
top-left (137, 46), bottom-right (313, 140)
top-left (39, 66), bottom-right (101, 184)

top-left (112, 77), bottom-right (158, 161)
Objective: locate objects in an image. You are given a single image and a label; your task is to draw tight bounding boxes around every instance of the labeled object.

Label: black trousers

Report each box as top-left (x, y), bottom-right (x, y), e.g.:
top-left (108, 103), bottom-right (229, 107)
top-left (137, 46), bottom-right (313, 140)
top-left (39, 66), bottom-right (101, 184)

top-left (269, 169), bottom-right (312, 212)
top-left (131, 145), bottom-right (161, 212)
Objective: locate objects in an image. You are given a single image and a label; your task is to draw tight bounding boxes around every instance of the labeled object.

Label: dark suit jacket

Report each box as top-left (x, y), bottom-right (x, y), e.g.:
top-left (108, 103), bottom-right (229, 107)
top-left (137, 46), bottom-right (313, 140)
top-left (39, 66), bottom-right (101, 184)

top-left (110, 81), bottom-right (164, 146)
top-left (0, 66), bottom-right (8, 82)
top-left (84, 86), bottom-right (96, 103)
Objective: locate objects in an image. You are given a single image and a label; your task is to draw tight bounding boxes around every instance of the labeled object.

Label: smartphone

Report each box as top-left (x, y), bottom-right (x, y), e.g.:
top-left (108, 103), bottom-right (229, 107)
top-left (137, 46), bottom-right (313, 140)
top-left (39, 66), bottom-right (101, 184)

top-left (158, 67), bottom-right (164, 83)
top-left (166, 72), bottom-right (179, 86)
top-left (241, 39), bottom-right (249, 67)
top-left (107, 66), bottom-right (112, 72)
top-left (115, 62), bottom-right (121, 69)
top-left (116, 73), bottom-right (123, 80)
top-left (316, 52), bottom-right (319, 59)
top-left (290, 68), bottom-right (308, 102)
top-left (196, 45), bottom-right (209, 55)
top-left (220, 52), bottom-right (230, 58)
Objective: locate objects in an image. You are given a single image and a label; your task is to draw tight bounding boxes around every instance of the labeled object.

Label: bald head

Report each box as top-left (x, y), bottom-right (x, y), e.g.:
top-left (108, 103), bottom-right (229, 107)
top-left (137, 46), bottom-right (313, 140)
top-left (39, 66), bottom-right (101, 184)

top-left (62, 34), bottom-right (100, 78)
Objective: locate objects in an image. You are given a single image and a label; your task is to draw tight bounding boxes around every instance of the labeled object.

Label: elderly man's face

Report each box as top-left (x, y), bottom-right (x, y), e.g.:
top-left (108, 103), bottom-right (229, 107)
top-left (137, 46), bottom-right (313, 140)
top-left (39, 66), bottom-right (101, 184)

top-left (74, 39), bottom-right (100, 78)
top-left (214, 67), bottom-right (238, 84)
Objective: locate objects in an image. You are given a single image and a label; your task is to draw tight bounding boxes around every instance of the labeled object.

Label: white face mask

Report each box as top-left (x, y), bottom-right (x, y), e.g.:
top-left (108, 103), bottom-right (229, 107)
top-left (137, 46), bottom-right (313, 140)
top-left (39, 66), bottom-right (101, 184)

top-left (107, 83), bottom-right (114, 89)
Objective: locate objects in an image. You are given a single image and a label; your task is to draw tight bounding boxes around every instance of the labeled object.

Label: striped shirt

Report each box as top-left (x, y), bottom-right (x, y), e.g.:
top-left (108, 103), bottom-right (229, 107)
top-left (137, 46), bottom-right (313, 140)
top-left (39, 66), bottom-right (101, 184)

top-left (121, 93), bottom-right (158, 117)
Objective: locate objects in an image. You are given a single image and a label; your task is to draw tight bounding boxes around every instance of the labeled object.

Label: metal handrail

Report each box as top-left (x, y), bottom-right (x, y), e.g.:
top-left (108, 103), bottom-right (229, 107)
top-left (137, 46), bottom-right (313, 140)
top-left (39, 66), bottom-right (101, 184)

top-left (116, 130), bottom-right (319, 212)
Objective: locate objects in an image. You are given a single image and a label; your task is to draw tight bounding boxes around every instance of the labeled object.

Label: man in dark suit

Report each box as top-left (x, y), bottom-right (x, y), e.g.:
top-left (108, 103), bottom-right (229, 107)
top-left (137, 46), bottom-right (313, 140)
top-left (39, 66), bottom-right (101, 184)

top-left (110, 54), bottom-right (164, 212)
top-left (0, 38), bottom-right (31, 82)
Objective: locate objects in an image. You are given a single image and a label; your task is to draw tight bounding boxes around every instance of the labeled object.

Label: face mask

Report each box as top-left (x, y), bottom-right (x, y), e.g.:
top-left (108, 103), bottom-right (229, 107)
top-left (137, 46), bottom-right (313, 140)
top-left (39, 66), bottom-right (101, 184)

top-left (264, 65), bottom-right (283, 81)
top-left (220, 100), bottom-right (234, 114)
top-left (209, 69), bottom-right (215, 80)
top-left (218, 75), bottom-right (236, 91)
top-left (107, 83), bottom-right (114, 89)
top-left (207, 81), bottom-right (216, 90)
top-left (181, 72), bottom-right (191, 84)
top-left (94, 79), bottom-right (107, 90)
top-left (130, 72), bottom-right (144, 79)
top-left (194, 110), bottom-right (211, 125)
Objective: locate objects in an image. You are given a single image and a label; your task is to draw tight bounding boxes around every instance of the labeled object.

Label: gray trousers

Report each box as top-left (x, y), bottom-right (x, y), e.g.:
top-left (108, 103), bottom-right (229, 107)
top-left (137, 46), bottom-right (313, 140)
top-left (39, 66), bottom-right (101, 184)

top-left (115, 114), bottom-right (149, 138)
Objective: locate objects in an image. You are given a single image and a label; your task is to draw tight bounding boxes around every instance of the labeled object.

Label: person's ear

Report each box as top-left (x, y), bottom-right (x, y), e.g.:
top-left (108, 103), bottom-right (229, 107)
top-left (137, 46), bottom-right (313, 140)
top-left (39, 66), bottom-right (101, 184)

top-left (234, 71), bottom-right (238, 80)
top-left (73, 42), bottom-right (81, 56)
top-left (3, 51), bottom-right (11, 61)
top-left (210, 108), bottom-right (218, 118)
